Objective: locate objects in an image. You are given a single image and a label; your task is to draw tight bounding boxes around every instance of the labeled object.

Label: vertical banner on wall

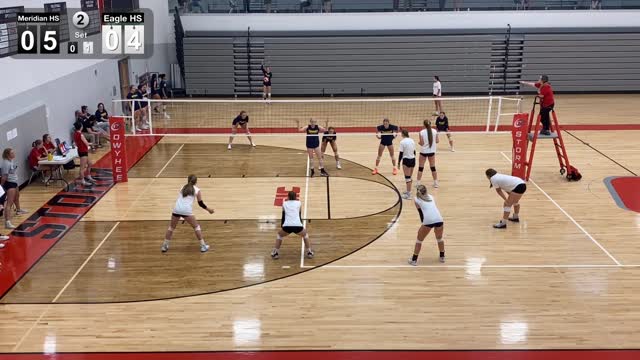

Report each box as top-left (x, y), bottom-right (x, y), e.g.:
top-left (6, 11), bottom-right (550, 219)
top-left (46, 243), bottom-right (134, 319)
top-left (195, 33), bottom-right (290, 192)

top-left (511, 113), bottom-right (529, 180)
top-left (109, 116), bottom-right (128, 183)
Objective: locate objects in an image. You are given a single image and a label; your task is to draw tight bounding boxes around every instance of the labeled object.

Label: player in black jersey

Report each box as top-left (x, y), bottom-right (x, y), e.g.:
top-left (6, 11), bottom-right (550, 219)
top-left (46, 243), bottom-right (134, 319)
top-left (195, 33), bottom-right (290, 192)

top-left (227, 111), bottom-right (255, 150)
top-left (261, 62), bottom-right (273, 103)
top-left (435, 112), bottom-right (454, 152)
top-left (297, 118), bottom-right (329, 177)
top-left (138, 83), bottom-right (150, 130)
top-left (158, 74), bottom-right (171, 119)
top-left (126, 85), bottom-right (144, 132)
top-left (372, 118), bottom-right (399, 175)
top-left (321, 126), bottom-right (341, 170)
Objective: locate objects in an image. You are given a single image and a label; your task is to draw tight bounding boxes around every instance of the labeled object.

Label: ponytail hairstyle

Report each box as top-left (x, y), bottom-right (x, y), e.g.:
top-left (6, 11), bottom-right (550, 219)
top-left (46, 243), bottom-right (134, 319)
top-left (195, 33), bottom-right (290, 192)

top-left (181, 174), bottom-right (198, 197)
top-left (423, 119), bottom-right (433, 148)
top-left (287, 191), bottom-right (297, 201)
top-left (416, 185), bottom-right (432, 202)
top-left (401, 129), bottom-right (409, 138)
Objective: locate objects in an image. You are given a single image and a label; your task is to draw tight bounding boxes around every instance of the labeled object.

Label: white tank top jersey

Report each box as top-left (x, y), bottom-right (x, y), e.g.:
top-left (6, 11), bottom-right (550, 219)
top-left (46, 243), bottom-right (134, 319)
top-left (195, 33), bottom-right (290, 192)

top-left (282, 200), bottom-right (304, 227)
top-left (415, 195), bottom-right (443, 225)
top-left (433, 81), bottom-right (442, 96)
top-left (173, 185), bottom-right (200, 216)
top-left (490, 173), bottom-right (525, 192)
top-left (399, 137), bottom-right (416, 159)
top-left (419, 127), bottom-right (438, 154)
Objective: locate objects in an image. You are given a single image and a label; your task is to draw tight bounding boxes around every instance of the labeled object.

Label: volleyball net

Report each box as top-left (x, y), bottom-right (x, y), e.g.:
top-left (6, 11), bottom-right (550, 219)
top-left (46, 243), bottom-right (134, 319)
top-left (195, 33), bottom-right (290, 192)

top-left (112, 96), bottom-right (522, 136)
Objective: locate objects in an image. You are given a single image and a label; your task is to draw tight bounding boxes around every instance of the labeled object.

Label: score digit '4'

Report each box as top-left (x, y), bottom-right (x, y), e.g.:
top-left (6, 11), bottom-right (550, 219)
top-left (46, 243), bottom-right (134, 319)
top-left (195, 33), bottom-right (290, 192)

top-left (124, 25), bottom-right (143, 55)
top-left (100, 24), bottom-right (143, 55)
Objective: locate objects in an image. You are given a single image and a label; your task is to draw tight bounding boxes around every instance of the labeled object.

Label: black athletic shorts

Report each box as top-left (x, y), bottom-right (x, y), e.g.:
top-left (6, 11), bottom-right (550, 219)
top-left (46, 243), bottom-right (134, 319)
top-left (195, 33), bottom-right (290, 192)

top-left (2, 181), bottom-right (18, 190)
top-left (282, 226), bottom-right (304, 234)
top-left (402, 158), bottom-right (416, 168)
top-left (423, 222), bottom-right (444, 228)
top-left (512, 183), bottom-right (527, 194)
top-left (420, 152), bottom-right (435, 158)
top-left (79, 151), bottom-right (89, 157)
top-left (232, 119), bottom-right (248, 126)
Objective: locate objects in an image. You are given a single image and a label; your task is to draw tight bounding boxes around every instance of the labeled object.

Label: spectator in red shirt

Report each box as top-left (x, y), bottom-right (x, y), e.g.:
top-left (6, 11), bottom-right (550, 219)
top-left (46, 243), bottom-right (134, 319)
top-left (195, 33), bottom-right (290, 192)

top-left (28, 140), bottom-right (48, 170)
top-left (520, 75), bottom-right (555, 136)
top-left (42, 134), bottom-right (56, 154)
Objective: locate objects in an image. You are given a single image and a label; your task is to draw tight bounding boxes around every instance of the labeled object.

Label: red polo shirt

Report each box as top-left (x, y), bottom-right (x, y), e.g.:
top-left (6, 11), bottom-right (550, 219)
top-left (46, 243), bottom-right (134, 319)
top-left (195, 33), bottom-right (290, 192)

top-left (535, 82), bottom-right (555, 107)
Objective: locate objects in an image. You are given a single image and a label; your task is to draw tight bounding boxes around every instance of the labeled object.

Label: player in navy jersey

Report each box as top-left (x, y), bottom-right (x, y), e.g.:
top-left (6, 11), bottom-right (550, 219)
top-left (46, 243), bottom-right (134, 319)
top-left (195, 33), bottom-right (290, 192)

top-left (435, 112), bottom-right (454, 152)
top-left (261, 62), bottom-right (273, 103)
top-left (126, 85), bottom-right (144, 132)
top-left (372, 118), bottom-right (399, 175)
top-left (158, 74), bottom-right (171, 118)
top-left (321, 126), bottom-right (341, 170)
top-left (227, 111), bottom-right (255, 150)
top-left (138, 83), bottom-right (150, 130)
top-left (297, 118), bottom-right (329, 177)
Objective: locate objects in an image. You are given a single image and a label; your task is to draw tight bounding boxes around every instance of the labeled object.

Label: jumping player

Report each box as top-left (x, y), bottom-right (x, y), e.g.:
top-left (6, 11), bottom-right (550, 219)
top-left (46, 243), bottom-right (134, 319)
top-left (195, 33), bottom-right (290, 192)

top-left (322, 126), bottom-right (342, 170)
top-left (271, 191), bottom-right (314, 260)
top-left (398, 129), bottom-right (416, 200)
top-left (161, 175), bottom-right (215, 253)
top-left (261, 62), bottom-right (273, 103)
top-left (227, 111), bottom-right (256, 150)
top-left (373, 118), bottom-right (399, 175)
top-left (435, 112), bottom-right (454, 151)
top-left (417, 119), bottom-right (439, 188)
top-left (485, 168), bottom-right (527, 229)
top-left (297, 118), bottom-right (329, 177)
top-left (408, 184), bottom-right (445, 265)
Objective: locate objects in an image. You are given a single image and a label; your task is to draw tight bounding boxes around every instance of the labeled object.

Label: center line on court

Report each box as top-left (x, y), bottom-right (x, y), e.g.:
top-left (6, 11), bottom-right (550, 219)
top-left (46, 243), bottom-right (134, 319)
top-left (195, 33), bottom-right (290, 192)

top-left (499, 151), bottom-right (621, 266)
top-left (300, 155), bottom-right (310, 268)
top-left (52, 222), bottom-right (121, 303)
top-left (155, 144), bottom-right (184, 178)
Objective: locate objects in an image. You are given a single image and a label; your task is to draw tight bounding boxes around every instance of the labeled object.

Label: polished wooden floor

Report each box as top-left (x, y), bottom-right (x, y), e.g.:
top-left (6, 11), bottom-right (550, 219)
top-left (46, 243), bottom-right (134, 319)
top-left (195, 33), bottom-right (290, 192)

top-left (2, 95), bottom-right (640, 353)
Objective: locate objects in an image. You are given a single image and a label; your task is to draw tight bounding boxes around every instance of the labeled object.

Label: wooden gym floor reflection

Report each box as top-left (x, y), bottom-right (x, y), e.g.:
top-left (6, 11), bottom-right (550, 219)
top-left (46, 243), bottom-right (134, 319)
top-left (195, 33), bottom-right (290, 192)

top-left (1, 144), bottom-right (400, 303)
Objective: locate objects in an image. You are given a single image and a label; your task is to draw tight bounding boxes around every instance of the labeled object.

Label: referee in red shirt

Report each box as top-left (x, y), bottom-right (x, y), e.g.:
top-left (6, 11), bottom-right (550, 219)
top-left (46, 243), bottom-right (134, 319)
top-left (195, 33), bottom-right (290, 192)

top-left (520, 75), bottom-right (555, 136)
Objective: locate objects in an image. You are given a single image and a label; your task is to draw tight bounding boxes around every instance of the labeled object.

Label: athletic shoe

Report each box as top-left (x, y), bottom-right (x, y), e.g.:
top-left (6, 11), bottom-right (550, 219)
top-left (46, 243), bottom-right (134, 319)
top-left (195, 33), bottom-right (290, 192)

top-left (310, 169), bottom-right (315, 177)
top-left (508, 216), bottom-right (520, 223)
top-left (407, 259), bottom-right (417, 266)
top-left (135, 127), bottom-right (142, 132)
top-left (540, 130), bottom-right (551, 136)
top-left (320, 169), bottom-right (329, 177)
top-left (227, 144), bottom-right (232, 150)
top-left (200, 244), bottom-right (210, 253)
top-left (5, 221), bottom-right (15, 230)
top-left (306, 250), bottom-right (315, 259)
top-left (336, 161), bottom-right (342, 169)
top-left (271, 249), bottom-right (279, 259)
top-left (439, 256), bottom-right (446, 263)
top-left (164, 113), bottom-right (171, 120)
top-left (0, 235), bottom-right (9, 241)
top-left (392, 167), bottom-right (398, 175)
top-left (450, 148), bottom-right (455, 152)
top-left (161, 242), bottom-right (169, 253)
top-left (434, 180), bottom-right (439, 188)
top-left (251, 142), bottom-right (256, 147)
top-left (402, 192), bottom-right (411, 200)
top-left (371, 168), bottom-right (379, 175)
top-left (141, 124), bottom-right (150, 130)
top-left (16, 209), bottom-right (29, 215)
top-left (493, 221), bottom-right (507, 229)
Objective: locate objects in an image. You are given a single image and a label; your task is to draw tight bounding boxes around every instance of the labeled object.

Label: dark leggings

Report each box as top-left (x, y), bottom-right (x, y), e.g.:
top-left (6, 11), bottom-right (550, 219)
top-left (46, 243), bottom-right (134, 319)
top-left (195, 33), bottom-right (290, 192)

top-left (540, 103), bottom-right (554, 131)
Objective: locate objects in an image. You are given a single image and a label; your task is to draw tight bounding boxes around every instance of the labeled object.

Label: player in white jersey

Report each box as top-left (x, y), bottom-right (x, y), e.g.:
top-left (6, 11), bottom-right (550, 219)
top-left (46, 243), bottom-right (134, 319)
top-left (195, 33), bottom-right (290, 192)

top-left (417, 119), bottom-right (439, 188)
top-left (271, 191), bottom-right (314, 259)
top-left (485, 168), bottom-right (527, 229)
top-left (432, 75), bottom-right (443, 115)
top-left (408, 185), bottom-right (445, 265)
top-left (398, 129), bottom-right (416, 200)
top-left (161, 175), bottom-right (215, 253)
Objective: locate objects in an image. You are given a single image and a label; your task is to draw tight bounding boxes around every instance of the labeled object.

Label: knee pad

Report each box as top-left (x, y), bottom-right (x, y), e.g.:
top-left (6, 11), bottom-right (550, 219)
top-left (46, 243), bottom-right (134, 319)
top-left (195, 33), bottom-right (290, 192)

top-left (503, 206), bottom-right (512, 212)
top-left (415, 239), bottom-right (423, 244)
top-left (418, 166), bottom-right (424, 172)
top-left (436, 238), bottom-right (444, 244)
top-left (430, 166), bottom-right (436, 172)
top-left (276, 234), bottom-right (282, 241)
top-left (194, 225), bottom-right (202, 231)
top-left (405, 176), bottom-right (412, 183)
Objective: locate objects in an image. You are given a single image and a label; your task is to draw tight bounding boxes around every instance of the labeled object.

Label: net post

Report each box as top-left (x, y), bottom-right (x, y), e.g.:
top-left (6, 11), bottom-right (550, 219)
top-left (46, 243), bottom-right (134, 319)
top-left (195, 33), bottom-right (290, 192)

top-left (147, 98), bottom-right (153, 134)
top-left (485, 96), bottom-right (494, 132)
top-left (130, 99), bottom-right (136, 135)
top-left (494, 96), bottom-right (503, 132)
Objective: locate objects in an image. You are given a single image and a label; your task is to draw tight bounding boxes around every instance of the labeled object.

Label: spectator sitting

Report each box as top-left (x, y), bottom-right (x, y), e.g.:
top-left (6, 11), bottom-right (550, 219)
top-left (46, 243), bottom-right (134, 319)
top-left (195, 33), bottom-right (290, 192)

top-left (28, 140), bottom-right (50, 180)
top-left (82, 115), bottom-right (108, 149)
top-left (94, 102), bottom-right (111, 134)
top-left (80, 105), bottom-right (92, 121)
top-left (42, 134), bottom-right (56, 154)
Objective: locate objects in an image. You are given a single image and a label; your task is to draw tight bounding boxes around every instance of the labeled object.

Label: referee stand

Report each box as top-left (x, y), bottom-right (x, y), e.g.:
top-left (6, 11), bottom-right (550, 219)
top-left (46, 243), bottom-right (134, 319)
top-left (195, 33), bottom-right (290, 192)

top-left (522, 97), bottom-right (582, 181)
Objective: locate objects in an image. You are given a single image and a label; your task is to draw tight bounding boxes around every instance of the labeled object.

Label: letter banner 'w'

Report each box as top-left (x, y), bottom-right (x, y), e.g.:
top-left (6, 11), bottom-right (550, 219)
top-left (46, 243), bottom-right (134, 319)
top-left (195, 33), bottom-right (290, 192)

top-left (109, 116), bottom-right (128, 183)
top-left (511, 113), bottom-right (529, 180)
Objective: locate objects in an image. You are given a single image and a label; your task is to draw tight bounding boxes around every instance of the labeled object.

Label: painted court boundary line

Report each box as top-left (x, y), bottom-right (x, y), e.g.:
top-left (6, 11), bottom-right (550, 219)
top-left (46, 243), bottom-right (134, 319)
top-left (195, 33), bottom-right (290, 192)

top-left (155, 143), bottom-right (185, 177)
top-left (499, 151), bottom-right (621, 266)
top-left (300, 156), bottom-right (311, 268)
top-left (302, 264), bottom-right (640, 269)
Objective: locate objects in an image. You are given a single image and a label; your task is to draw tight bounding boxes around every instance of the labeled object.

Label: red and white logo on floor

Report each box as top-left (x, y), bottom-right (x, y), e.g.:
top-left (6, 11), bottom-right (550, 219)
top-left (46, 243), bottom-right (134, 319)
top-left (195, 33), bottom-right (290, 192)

top-left (109, 116), bottom-right (128, 183)
top-left (511, 113), bottom-right (529, 180)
